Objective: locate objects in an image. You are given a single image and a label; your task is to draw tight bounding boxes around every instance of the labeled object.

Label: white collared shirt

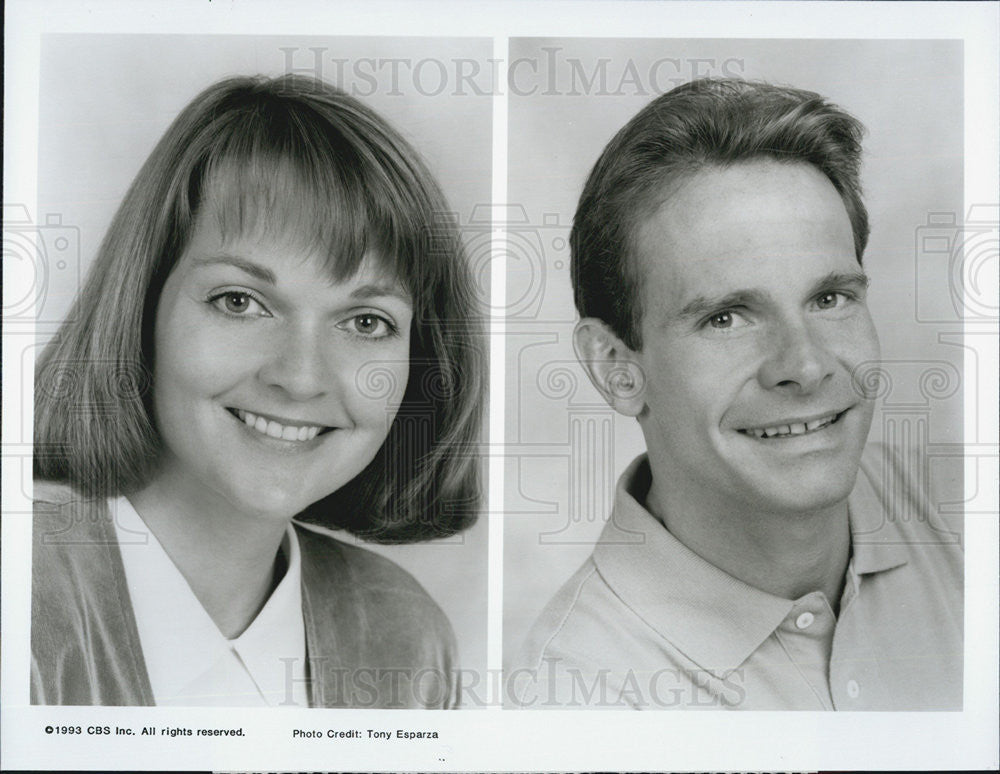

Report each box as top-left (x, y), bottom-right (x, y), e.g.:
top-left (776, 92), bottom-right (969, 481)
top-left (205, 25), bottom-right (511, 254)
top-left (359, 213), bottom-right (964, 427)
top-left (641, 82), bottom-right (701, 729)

top-left (110, 496), bottom-right (309, 707)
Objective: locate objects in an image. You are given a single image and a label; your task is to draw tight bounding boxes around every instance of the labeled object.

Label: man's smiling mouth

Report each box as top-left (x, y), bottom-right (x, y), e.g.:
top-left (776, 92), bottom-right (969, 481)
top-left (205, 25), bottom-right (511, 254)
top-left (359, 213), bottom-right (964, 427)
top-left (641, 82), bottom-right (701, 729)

top-left (737, 410), bottom-right (847, 439)
top-left (226, 408), bottom-right (331, 442)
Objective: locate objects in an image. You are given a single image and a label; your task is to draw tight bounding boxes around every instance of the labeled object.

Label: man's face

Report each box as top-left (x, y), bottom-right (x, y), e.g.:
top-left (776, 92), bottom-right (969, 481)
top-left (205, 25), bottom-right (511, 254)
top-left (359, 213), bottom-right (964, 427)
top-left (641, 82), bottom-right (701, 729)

top-left (632, 160), bottom-right (880, 515)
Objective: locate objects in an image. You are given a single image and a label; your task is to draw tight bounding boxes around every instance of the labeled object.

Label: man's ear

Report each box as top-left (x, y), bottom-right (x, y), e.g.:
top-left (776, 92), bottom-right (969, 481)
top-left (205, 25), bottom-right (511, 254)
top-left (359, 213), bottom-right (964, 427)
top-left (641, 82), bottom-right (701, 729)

top-left (573, 318), bottom-right (646, 417)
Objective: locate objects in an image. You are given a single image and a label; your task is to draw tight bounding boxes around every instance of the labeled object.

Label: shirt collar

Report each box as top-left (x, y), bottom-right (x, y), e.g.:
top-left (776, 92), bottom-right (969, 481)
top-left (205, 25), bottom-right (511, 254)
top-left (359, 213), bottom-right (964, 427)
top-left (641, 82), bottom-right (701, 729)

top-left (231, 523), bottom-right (305, 703)
top-left (848, 443), bottom-right (911, 575)
top-left (592, 451), bottom-right (909, 675)
top-left (111, 496), bottom-right (305, 705)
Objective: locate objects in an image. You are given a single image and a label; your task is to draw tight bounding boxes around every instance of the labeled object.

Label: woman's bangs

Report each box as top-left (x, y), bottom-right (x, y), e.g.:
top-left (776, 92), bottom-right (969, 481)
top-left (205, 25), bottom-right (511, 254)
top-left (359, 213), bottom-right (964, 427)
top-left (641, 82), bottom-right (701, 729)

top-left (198, 123), bottom-right (408, 286)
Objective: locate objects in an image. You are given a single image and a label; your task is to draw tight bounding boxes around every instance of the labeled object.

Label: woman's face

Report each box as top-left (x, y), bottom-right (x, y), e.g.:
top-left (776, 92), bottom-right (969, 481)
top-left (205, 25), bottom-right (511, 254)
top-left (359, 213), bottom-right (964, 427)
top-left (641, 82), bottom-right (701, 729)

top-left (149, 205), bottom-right (413, 521)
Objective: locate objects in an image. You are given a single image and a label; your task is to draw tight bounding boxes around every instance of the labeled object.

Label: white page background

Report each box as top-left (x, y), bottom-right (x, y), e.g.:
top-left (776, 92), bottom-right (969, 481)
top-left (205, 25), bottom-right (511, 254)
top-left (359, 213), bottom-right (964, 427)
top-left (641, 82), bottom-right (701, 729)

top-left (3, 1), bottom-right (997, 771)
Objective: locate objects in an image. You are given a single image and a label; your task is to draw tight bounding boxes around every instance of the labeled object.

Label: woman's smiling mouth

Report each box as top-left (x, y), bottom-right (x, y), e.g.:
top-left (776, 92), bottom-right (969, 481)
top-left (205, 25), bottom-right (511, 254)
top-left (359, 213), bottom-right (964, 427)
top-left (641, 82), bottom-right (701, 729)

top-left (226, 407), bottom-right (331, 442)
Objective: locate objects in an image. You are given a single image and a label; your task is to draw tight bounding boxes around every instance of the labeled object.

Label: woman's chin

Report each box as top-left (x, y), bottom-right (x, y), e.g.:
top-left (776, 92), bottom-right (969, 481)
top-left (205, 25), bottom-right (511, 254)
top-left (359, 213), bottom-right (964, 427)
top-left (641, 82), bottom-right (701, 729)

top-left (201, 475), bottom-right (318, 524)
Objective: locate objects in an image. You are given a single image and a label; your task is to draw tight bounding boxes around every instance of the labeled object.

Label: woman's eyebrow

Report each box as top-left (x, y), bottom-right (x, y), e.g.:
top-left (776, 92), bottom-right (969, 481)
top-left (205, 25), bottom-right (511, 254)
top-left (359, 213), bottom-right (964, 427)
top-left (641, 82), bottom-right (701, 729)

top-left (191, 255), bottom-right (276, 285)
top-left (349, 283), bottom-right (411, 304)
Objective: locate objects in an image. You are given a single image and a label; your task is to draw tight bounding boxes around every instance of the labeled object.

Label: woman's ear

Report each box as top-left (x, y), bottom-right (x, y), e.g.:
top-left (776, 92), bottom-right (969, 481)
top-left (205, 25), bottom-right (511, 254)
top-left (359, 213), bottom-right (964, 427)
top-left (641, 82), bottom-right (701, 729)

top-left (573, 318), bottom-right (646, 417)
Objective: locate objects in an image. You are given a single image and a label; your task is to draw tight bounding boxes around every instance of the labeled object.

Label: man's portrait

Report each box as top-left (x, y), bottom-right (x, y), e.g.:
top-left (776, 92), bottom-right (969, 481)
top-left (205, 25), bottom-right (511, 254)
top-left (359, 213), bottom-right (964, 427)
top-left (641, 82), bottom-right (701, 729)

top-left (503, 39), bottom-right (968, 711)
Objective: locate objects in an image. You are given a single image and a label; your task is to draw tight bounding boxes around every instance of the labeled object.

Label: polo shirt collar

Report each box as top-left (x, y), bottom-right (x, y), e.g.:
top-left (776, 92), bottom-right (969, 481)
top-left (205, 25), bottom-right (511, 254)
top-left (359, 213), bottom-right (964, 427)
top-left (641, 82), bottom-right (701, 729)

top-left (848, 447), bottom-right (911, 575)
top-left (592, 453), bottom-right (908, 675)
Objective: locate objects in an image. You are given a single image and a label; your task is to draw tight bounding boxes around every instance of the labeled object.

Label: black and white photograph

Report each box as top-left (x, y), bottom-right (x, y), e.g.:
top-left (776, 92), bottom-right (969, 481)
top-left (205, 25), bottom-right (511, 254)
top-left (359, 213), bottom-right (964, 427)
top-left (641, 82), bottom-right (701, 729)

top-left (2, 1), bottom-right (998, 771)
top-left (503, 37), bottom-right (968, 711)
top-left (17, 33), bottom-right (491, 709)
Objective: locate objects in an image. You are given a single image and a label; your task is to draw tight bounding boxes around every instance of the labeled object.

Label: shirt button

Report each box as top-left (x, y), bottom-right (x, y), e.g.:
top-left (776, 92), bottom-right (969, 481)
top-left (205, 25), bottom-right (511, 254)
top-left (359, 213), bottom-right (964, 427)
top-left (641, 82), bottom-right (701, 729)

top-left (847, 679), bottom-right (860, 698)
top-left (795, 612), bottom-right (815, 630)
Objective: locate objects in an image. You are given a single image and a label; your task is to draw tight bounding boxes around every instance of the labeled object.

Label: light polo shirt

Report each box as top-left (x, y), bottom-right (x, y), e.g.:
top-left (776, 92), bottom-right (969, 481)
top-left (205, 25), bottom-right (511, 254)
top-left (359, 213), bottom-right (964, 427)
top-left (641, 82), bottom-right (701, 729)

top-left (513, 444), bottom-right (963, 710)
top-left (110, 496), bottom-right (309, 707)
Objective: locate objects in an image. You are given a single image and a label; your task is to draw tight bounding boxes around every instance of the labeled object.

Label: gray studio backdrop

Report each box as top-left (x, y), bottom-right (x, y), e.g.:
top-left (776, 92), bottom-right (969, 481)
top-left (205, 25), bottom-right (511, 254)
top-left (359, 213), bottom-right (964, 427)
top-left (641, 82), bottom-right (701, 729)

top-left (30, 34), bottom-right (492, 690)
top-left (503, 38), bottom-right (968, 672)
top-left (25, 33), bottom-right (975, 690)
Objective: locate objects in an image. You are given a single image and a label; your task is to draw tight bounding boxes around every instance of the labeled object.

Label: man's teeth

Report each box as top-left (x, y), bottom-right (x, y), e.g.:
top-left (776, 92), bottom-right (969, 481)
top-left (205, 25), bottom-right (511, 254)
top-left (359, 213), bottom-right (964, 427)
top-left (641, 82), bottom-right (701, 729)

top-left (235, 409), bottom-right (322, 441)
top-left (746, 414), bottom-right (837, 438)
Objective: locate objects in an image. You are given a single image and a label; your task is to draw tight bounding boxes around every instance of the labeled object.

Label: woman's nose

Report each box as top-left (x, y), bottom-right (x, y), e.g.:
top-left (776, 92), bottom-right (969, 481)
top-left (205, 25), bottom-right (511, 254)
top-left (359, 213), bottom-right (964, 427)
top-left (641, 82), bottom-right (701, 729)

top-left (256, 324), bottom-right (333, 401)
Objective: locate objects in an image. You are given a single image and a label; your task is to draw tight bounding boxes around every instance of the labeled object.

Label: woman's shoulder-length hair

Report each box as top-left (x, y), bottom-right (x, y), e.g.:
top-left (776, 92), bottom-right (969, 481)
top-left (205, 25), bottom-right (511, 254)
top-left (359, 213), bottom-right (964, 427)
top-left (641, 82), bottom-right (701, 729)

top-left (34, 74), bottom-right (485, 544)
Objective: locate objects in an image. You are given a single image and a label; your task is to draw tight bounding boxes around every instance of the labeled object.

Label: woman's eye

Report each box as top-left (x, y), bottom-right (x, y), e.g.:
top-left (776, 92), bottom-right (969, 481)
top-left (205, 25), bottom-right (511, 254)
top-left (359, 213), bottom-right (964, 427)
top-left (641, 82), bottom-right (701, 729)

top-left (342, 313), bottom-right (397, 339)
top-left (209, 291), bottom-right (269, 317)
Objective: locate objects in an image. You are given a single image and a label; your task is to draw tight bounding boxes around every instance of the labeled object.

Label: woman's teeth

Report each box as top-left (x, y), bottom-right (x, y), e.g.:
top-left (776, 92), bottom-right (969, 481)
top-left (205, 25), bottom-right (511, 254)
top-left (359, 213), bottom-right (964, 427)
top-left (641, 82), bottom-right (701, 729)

top-left (745, 413), bottom-right (838, 439)
top-left (234, 409), bottom-right (322, 441)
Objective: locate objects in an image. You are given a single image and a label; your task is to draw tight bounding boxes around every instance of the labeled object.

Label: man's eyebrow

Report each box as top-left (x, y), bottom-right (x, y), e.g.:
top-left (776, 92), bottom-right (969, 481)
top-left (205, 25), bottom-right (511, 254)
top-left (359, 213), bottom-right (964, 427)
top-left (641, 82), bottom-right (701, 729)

top-left (672, 271), bottom-right (871, 323)
top-left (808, 270), bottom-right (871, 296)
top-left (190, 255), bottom-right (276, 285)
top-left (349, 282), bottom-right (412, 305)
top-left (675, 289), bottom-right (771, 321)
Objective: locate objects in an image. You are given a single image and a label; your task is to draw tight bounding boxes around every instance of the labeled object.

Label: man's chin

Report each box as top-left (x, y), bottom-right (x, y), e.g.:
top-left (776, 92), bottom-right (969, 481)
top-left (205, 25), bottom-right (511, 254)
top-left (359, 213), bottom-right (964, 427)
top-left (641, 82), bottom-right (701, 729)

top-left (738, 460), bottom-right (862, 516)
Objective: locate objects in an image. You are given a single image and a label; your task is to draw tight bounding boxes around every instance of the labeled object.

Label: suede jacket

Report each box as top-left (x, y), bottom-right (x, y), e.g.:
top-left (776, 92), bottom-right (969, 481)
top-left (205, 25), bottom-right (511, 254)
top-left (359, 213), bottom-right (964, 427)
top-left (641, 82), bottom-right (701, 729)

top-left (30, 482), bottom-right (459, 708)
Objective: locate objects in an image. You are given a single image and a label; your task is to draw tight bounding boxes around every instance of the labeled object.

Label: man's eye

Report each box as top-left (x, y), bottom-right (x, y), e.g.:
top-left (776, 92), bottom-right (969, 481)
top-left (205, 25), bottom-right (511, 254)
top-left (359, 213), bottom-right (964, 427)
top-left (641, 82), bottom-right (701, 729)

top-left (815, 292), bottom-right (847, 310)
top-left (706, 310), bottom-right (748, 330)
top-left (209, 291), bottom-right (269, 317)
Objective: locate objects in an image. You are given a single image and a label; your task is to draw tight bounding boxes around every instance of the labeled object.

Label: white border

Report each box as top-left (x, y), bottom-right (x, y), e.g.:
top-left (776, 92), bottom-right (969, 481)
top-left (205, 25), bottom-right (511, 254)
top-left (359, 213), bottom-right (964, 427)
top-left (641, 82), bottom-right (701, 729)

top-left (487, 32), bottom-right (510, 709)
top-left (3, 1), bottom-right (998, 771)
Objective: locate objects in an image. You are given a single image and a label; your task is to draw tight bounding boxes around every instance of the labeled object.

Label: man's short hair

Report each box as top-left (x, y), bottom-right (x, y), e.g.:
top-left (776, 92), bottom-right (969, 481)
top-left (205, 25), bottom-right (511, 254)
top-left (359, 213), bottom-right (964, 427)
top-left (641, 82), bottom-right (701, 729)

top-left (570, 77), bottom-right (869, 350)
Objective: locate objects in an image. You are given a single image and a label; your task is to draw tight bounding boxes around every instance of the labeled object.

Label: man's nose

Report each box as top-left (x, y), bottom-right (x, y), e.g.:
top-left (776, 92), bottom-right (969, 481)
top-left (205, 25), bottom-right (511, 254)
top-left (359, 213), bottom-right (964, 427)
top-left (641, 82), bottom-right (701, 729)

top-left (257, 323), bottom-right (333, 401)
top-left (756, 317), bottom-right (836, 394)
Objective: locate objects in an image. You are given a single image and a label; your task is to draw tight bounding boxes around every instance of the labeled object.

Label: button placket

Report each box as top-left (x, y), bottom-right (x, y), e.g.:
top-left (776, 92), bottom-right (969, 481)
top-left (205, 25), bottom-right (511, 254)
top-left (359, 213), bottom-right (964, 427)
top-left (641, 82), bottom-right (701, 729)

top-left (775, 597), bottom-right (837, 709)
top-left (795, 611), bottom-right (815, 630)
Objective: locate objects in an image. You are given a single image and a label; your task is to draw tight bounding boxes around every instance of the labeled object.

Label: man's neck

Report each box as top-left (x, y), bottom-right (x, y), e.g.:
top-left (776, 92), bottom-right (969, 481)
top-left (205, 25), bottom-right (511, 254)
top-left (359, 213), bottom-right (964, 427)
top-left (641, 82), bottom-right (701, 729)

top-left (644, 470), bottom-right (852, 609)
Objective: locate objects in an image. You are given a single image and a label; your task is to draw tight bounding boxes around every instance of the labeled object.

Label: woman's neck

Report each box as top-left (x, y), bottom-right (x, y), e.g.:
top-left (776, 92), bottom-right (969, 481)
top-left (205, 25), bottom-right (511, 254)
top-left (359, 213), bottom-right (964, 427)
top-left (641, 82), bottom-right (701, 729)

top-left (127, 470), bottom-right (292, 639)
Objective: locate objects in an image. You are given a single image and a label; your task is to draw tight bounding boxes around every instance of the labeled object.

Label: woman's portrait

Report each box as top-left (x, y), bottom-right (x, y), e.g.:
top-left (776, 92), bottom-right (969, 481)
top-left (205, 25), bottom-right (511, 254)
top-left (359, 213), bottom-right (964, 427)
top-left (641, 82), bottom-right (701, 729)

top-left (29, 36), bottom-right (491, 708)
